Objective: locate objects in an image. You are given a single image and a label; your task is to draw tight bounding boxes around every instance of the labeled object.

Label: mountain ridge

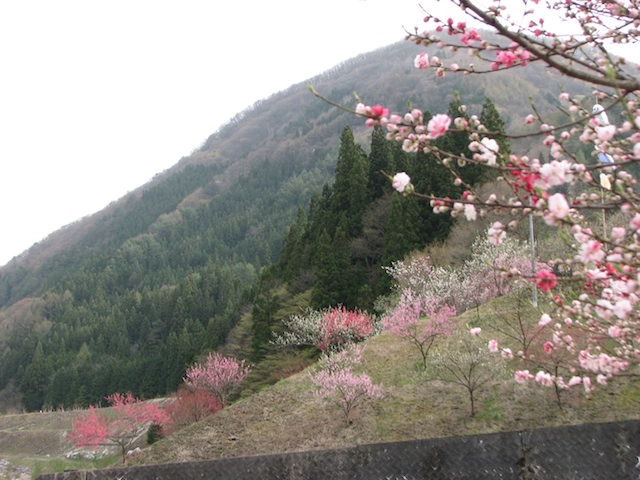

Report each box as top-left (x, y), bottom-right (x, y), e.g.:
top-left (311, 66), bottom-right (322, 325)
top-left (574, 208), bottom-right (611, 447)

top-left (0, 35), bottom-right (605, 412)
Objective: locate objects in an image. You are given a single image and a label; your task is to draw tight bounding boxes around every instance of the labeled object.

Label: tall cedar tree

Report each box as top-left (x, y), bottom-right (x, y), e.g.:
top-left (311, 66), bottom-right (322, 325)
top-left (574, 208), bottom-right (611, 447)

top-left (480, 97), bottom-right (510, 160)
top-left (311, 226), bottom-right (360, 309)
top-left (367, 125), bottom-right (395, 200)
top-left (329, 126), bottom-right (370, 239)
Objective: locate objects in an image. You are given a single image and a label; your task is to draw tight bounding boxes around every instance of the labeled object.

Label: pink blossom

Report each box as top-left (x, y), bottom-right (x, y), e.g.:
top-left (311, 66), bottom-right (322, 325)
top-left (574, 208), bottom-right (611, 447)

top-left (370, 105), bottom-right (389, 119)
top-left (608, 325), bottom-right (622, 338)
top-left (537, 160), bottom-right (573, 189)
top-left (543, 341), bottom-right (554, 354)
top-left (427, 114), bottom-right (451, 139)
top-left (546, 193), bottom-right (570, 223)
top-left (539, 313), bottom-right (552, 327)
top-left (487, 221), bottom-right (506, 245)
top-left (392, 172), bottom-right (411, 193)
top-left (596, 125), bottom-right (616, 141)
top-left (464, 203), bottom-right (477, 221)
top-left (488, 339), bottom-right (499, 353)
top-left (612, 299), bottom-right (632, 319)
top-left (568, 376), bottom-right (582, 387)
top-left (578, 240), bottom-right (605, 263)
top-left (514, 370), bottom-right (534, 384)
top-left (535, 370), bottom-right (553, 387)
top-left (184, 353), bottom-right (251, 405)
top-left (460, 29), bottom-right (481, 45)
top-left (469, 327), bottom-right (482, 336)
top-left (414, 52), bottom-right (429, 69)
top-left (611, 227), bottom-right (626, 240)
top-left (501, 348), bottom-right (514, 360)
top-left (496, 50), bottom-right (517, 67)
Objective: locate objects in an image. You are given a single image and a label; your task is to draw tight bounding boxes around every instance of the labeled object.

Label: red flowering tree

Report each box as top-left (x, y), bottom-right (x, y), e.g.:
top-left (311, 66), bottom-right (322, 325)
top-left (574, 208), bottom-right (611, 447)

top-left (183, 352), bottom-right (251, 406)
top-left (313, 0), bottom-right (640, 393)
top-left (165, 386), bottom-right (223, 430)
top-left (67, 392), bottom-right (171, 463)
top-left (317, 306), bottom-right (374, 351)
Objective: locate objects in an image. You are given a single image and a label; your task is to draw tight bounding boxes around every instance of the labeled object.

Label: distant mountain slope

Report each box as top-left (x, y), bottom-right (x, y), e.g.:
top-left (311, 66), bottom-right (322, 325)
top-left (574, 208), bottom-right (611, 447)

top-left (0, 37), bottom-right (599, 412)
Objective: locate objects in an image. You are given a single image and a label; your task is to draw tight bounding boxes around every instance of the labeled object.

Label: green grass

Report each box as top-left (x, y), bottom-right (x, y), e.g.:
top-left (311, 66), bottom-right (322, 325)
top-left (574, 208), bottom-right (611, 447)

top-left (28, 454), bottom-right (120, 480)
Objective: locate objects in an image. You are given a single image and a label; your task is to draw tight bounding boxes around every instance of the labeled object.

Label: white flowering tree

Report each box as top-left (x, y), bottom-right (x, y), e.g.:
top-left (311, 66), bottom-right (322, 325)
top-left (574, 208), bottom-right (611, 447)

top-left (312, 0), bottom-right (640, 393)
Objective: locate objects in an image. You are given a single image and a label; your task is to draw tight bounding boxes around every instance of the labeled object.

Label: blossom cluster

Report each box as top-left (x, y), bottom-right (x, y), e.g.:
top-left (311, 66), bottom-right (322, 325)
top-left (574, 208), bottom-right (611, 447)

top-left (348, 0), bottom-right (640, 392)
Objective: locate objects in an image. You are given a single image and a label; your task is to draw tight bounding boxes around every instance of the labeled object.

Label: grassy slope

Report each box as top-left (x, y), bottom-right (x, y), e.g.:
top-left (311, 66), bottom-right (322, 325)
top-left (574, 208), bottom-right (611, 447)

top-left (130, 298), bottom-right (640, 466)
top-left (2, 295), bottom-right (639, 476)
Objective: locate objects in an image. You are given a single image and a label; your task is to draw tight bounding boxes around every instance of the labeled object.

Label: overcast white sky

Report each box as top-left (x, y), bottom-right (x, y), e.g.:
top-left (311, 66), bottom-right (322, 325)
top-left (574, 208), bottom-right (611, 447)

top-left (0, 0), bottom-right (439, 266)
top-left (0, 1), bottom-right (636, 267)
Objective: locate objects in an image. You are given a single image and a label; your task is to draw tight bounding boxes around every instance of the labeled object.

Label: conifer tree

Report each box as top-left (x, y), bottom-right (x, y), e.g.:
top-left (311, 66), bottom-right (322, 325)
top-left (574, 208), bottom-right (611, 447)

top-left (367, 125), bottom-right (395, 200)
top-left (330, 126), bottom-right (369, 238)
top-left (480, 97), bottom-right (509, 156)
top-left (20, 341), bottom-right (52, 411)
top-left (311, 227), bottom-right (356, 309)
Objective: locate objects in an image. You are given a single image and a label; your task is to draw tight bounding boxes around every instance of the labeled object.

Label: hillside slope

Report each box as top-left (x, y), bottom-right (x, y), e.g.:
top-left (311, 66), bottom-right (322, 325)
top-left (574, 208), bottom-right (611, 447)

top-left (131, 305), bottom-right (640, 466)
top-left (0, 36), bottom-right (605, 413)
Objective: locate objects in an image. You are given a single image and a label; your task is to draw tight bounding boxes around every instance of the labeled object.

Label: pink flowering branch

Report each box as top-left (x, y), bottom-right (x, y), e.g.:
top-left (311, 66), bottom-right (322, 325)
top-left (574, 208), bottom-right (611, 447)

top-left (312, 0), bottom-right (640, 393)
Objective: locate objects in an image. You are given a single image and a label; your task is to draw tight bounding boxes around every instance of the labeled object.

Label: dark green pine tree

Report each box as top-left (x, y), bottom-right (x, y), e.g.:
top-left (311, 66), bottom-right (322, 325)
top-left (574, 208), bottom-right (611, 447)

top-left (311, 226), bottom-right (356, 309)
top-left (480, 97), bottom-right (510, 160)
top-left (378, 193), bottom-right (424, 293)
top-left (250, 294), bottom-right (280, 361)
top-left (435, 92), bottom-right (483, 186)
top-left (367, 126), bottom-right (395, 200)
top-left (412, 148), bottom-right (458, 245)
top-left (20, 341), bottom-right (52, 411)
top-left (329, 126), bottom-right (370, 238)
top-left (277, 207), bottom-right (308, 283)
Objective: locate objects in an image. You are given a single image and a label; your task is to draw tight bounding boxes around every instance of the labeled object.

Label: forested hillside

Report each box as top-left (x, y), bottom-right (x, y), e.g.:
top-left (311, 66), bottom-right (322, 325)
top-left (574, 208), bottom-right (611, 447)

top-left (0, 37), bottom-right (598, 412)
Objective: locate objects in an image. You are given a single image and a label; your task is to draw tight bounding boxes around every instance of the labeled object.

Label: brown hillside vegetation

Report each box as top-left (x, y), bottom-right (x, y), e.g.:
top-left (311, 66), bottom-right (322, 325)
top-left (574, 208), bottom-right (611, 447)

top-left (129, 299), bottom-right (640, 467)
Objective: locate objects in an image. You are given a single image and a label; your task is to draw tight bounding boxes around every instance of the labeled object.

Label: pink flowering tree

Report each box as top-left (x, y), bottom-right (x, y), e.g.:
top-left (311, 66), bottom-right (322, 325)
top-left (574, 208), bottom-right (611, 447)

top-left (383, 289), bottom-right (456, 368)
top-left (274, 306), bottom-right (375, 352)
top-left (183, 352), bottom-right (251, 406)
top-left (310, 345), bottom-right (383, 426)
top-left (312, 0), bottom-right (640, 393)
top-left (67, 392), bottom-right (171, 463)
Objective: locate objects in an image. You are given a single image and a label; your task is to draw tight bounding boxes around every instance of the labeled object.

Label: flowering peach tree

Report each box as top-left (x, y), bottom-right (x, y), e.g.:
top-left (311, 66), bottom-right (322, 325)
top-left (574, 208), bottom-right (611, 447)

top-left (184, 352), bottom-right (251, 406)
top-left (310, 345), bottom-right (383, 426)
top-left (275, 306), bottom-right (375, 352)
top-left (67, 392), bottom-right (171, 463)
top-left (383, 289), bottom-right (455, 368)
top-left (165, 386), bottom-right (223, 429)
top-left (312, 0), bottom-right (640, 393)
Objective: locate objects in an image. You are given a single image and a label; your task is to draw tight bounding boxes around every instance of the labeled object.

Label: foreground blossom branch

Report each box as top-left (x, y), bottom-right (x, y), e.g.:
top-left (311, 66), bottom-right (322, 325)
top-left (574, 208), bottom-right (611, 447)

top-left (317, 0), bottom-right (640, 393)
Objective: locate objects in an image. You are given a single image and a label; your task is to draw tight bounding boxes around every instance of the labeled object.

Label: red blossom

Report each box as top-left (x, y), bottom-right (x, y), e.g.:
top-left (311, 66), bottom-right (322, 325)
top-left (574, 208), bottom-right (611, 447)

top-left (534, 270), bottom-right (558, 293)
